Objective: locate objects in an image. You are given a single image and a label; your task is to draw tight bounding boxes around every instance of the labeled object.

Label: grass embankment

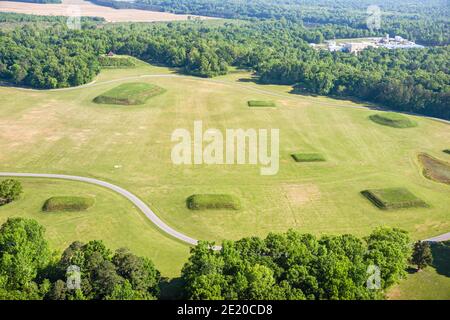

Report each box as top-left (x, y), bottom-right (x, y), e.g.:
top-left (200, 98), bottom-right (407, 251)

top-left (369, 113), bottom-right (418, 128)
top-left (93, 82), bottom-right (166, 105)
top-left (418, 153), bottom-right (450, 185)
top-left (247, 100), bottom-right (276, 107)
top-left (99, 55), bottom-right (137, 69)
top-left (291, 153), bottom-right (326, 162)
top-left (361, 188), bottom-right (428, 210)
top-left (43, 196), bottom-right (95, 212)
top-left (187, 194), bottom-right (241, 210)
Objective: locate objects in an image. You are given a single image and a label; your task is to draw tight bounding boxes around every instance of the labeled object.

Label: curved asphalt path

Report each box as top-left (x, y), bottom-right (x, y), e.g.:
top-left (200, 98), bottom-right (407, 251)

top-left (0, 172), bottom-right (448, 245)
top-left (0, 172), bottom-right (222, 250)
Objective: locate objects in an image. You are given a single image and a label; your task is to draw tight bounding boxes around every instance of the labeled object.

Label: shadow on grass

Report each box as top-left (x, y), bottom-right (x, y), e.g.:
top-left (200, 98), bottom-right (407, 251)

top-left (431, 241), bottom-right (450, 277)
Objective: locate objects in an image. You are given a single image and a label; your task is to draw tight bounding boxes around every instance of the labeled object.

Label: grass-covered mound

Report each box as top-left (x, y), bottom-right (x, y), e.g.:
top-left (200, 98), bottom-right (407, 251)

top-left (369, 113), bottom-right (418, 128)
top-left (291, 153), bottom-right (326, 162)
top-left (186, 194), bottom-right (241, 210)
top-left (248, 100), bottom-right (276, 107)
top-left (418, 153), bottom-right (450, 185)
top-left (43, 196), bottom-right (95, 212)
top-left (98, 55), bottom-right (137, 68)
top-left (361, 188), bottom-right (427, 210)
top-left (93, 82), bottom-right (166, 105)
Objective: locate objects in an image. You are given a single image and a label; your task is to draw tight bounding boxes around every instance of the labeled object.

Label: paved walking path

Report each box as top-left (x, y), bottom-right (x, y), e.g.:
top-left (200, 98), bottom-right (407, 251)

top-left (0, 172), bottom-right (224, 249)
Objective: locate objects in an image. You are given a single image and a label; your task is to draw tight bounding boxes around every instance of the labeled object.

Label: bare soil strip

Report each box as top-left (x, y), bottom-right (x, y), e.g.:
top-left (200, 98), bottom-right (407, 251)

top-left (0, 0), bottom-right (211, 22)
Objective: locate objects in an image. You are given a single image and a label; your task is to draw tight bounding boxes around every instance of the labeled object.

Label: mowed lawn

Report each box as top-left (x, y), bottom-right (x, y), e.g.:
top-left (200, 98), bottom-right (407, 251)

top-left (0, 178), bottom-right (189, 277)
top-left (0, 61), bottom-right (449, 285)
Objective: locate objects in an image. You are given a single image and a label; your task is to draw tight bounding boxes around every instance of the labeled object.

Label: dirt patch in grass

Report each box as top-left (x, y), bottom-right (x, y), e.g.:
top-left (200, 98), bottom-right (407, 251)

top-left (0, 0), bottom-right (211, 22)
top-left (361, 188), bottom-right (428, 210)
top-left (186, 194), bottom-right (241, 210)
top-left (369, 113), bottom-right (417, 128)
top-left (283, 184), bottom-right (320, 206)
top-left (43, 196), bottom-right (95, 212)
top-left (418, 153), bottom-right (450, 185)
top-left (291, 153), bottom-right (326, 162)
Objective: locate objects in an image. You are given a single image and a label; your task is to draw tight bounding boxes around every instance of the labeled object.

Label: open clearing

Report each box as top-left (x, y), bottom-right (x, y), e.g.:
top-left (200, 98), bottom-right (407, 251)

top-left (0, 60), bottom-right (449, 283)
top-left (0, 0), bottom-right (210, 22)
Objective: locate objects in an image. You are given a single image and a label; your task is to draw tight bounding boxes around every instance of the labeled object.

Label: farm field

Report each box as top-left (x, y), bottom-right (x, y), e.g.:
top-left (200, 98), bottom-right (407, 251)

top-left (0, 58), bottom-right (449, 292)
top-left (0, 0), bottom-right (210, 22)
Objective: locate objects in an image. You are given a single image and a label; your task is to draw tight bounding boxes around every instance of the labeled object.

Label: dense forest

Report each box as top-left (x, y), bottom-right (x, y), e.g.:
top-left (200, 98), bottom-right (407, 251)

top-left (0, 217), bottom-right (414, 300)
top-left (89, 0), bottom-right (450, 46)
top-left (1, 15), bottom-right (448, 119)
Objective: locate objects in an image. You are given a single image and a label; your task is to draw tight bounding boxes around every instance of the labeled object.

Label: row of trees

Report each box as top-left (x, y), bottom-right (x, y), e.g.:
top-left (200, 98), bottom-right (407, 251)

top-left (0, 215), bottom-right (434, 300)
top-left (0, 15), bottom-right (448, 118)
top-left (89, 0), bottom-right (449, 46)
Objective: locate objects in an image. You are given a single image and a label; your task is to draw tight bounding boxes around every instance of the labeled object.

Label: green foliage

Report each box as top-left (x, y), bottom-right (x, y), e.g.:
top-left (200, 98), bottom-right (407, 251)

top-left (361, 188), bottom-right (428, 210)
top-left (411, 241), bottom-right (433, 270)
top-left (186, 194), bottom-right (241, 210)
top-left (0, 218), bottom-right (51, 292)
top-left (42, 196), bottom-right (95, 212)
top-left (0, 13), bottom-right (448, 119)
top-left (49, 240), bottom-right (161, 300)
top-left (443, 149), bottom-right (450, 155)
top-left (364, 227), bottom-right (411, 288)
top-left (93, 82), bottom-right (166, 105)
top-left (369, 113), bottom-right (418, 128)
top-left (181, 229), bottom-right (407, 300)
top-left (247, 100), bottom-right (276, 107)
top-left (0, 179), bottom-right (22, 206)
top-left (291, 153), bottom-right (326, 162)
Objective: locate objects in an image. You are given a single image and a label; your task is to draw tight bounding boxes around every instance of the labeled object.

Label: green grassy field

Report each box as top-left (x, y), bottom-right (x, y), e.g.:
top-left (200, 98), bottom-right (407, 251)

top-left (248, 100), bottom-right (276, 107)
top-left (0, 59), bottom-right (449, 297)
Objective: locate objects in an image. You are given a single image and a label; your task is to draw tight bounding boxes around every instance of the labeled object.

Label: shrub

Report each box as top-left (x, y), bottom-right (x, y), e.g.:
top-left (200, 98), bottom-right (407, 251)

top-left (369, 113), bottom-right (418, 128)
top-left (291, 153), bottom-right (326, 162)
top-left (0, 179), bottom-right (22, 206)
top-left (186, 194), bottom-right (241, 210)
top-left (43, 196), bottom-right (95, 212)
top-left (361, 188), bottom-right (428, 210)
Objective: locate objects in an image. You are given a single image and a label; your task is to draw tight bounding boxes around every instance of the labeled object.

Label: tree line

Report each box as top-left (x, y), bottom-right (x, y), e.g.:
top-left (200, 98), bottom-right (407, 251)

top-left (0, 14), bottom-right (448, 119)
top-left (0, 216), bottom-right (433, 300)
top-left (88, 0), bottom-right (449, 46)
top-left (0, 180), bottom-right (437, 300)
